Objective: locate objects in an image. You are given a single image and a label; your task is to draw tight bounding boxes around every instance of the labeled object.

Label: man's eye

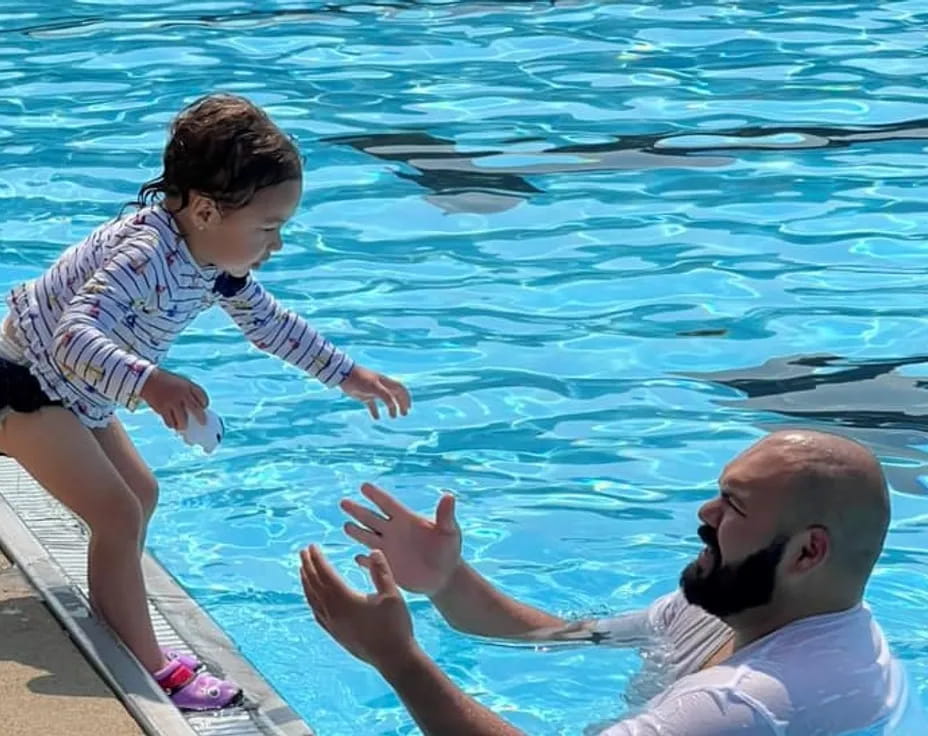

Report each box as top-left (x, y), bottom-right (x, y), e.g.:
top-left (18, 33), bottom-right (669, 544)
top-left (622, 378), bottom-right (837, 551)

top-left (722, 495), bottom-right (744, 515)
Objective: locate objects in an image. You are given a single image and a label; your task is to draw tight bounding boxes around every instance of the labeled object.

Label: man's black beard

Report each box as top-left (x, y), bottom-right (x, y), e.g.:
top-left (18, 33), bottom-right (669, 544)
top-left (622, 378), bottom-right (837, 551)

top-left (680, 524), bottom-right (788, 619)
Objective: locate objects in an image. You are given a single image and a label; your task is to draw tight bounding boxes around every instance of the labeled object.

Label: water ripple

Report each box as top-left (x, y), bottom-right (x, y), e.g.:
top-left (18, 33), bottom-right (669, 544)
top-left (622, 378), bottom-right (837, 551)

top-left (2, 1), bottom-right (928, 734)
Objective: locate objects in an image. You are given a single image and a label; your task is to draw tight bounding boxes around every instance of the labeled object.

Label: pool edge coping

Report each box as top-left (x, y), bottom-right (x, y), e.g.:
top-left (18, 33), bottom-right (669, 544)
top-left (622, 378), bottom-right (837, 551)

top-left (0, 456), bottom-right (314, 736)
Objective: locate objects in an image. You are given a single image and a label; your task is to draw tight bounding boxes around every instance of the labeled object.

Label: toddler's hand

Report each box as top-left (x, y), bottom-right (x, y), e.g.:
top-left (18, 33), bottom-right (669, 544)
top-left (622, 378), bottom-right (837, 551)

top-left (140, 368), bottom-right (209, 430)
top-left (340, 365), bottom-right (411, 420)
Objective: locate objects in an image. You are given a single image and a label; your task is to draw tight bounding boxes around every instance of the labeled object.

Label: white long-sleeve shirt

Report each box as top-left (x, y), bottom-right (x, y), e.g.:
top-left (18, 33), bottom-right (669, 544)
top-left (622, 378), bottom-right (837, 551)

top-left (5, 206), bottom-right (353, 427)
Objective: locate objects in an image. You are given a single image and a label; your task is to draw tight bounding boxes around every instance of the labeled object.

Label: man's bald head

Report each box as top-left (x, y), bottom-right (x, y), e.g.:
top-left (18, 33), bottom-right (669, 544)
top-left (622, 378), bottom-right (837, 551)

top-left (744, 430), bottom-right (889, 585)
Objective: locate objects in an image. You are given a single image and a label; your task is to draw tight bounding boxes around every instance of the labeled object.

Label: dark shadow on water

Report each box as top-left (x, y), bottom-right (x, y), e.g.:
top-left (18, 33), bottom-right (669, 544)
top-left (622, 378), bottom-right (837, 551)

top-left (681, 353), bottom-right (928, 495)
top-left (326, 118), bottom-right (928, 212)
top-left (6, 1), bottom-right (572, 37)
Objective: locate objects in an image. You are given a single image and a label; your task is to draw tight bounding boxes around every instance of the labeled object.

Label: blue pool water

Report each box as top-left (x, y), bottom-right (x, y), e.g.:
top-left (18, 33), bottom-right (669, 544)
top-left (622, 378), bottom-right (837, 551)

top-left (3, 1), bottom-right (928, 733)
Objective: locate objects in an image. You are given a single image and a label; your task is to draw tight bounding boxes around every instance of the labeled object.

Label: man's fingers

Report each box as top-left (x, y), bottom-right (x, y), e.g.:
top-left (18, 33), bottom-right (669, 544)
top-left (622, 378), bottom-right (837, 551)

top-left (366, 400), bottom-right (379, 420)
top-left (355, 554), bottom-right (372, 569)
top-left (436, 493), bottom-right (458, 532)
top-left (299, 550), bottom-right (327, 619)
top-left (302, 580), bottom-right (331, 632)
top-left (343, 521), bottom-right (382, 549)
top-left (368, 550), bottom-right (399, 596)
top-left (309, 545), bottom-right (358, 600)
top-left (340, 499), bottom-right (388, 534)
top-left (300, 547), bottom-right (315, 575)
top-left (300, 547), bottom-right (321, 588)
top-left (301, 547), bottom-right (345, 630)
top-left (360, 482), bottom-right (409, 519)
top-left (300, 564), bottom-right (319, 607)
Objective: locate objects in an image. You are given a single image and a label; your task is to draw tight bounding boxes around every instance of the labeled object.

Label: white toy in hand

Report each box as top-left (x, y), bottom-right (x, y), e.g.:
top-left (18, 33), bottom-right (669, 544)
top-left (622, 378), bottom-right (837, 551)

top-left (178, 408), bottom-right (224, 453)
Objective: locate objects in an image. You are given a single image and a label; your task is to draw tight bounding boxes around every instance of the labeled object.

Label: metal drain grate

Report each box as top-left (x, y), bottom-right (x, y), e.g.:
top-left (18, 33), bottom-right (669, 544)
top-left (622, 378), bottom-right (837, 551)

top-left (0, 457), bottom-right (313, 736)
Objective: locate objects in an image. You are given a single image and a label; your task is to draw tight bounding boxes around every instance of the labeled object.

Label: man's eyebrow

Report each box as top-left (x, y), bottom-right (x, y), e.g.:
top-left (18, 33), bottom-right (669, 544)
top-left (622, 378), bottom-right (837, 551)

top-left (720, 484), bottom-right (748, 510)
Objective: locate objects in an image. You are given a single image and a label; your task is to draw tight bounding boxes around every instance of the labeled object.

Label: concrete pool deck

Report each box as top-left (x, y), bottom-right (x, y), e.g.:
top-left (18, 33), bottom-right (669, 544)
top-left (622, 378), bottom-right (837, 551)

top-left (0, 548), bottom-right (145, 736)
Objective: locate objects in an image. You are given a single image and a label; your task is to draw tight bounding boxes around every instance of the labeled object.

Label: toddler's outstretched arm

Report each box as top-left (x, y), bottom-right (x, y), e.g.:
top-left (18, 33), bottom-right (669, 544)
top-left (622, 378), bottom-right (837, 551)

top-left (217, 273), bottom-right (411, 418)
top-left (215, 273), bottom-right (353, 387)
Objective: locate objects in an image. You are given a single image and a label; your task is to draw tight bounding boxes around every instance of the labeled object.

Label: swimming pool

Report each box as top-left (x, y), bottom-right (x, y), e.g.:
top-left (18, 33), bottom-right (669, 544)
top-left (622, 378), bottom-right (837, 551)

top-left (3, 0), bottom-right (928, 732)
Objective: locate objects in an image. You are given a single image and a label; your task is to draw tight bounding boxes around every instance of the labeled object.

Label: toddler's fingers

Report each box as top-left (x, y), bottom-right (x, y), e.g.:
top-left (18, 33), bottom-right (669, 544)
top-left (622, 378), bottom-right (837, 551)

top-left (165, 406), bottom-right (180, 431)
top-left (373, 383), bottom-right (399, 419)
top-left (390, 379), bottom-right (412, 415)
top-left (173, 404), bottom-right (188, 431)
top-left (188, 398), bottom-right (207, 426)
top-left (389, 387), bottom-right (407, 417)
top-left (190, 382), bottom-right (209, 408)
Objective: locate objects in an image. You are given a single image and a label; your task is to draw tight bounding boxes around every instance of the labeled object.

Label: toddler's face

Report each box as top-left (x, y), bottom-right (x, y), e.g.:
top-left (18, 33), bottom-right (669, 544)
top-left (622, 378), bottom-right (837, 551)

top-left (205, 178), bottom-right (302, 277)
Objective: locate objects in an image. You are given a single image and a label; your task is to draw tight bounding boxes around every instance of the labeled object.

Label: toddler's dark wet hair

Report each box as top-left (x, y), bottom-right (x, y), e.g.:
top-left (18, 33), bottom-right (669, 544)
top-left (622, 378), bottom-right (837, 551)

top-left (138, 93), bottom-right (302, 211)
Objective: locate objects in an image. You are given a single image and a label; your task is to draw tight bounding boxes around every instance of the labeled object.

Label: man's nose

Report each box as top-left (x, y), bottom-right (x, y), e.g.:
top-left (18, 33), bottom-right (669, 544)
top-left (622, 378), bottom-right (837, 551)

top-left (698, 497), bottom-right (723, 528)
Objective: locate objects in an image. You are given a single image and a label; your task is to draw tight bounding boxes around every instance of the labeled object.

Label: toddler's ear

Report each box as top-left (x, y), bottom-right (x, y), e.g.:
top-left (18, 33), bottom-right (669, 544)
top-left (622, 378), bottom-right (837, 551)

top-left (188, 192), bottom-right (221, 230)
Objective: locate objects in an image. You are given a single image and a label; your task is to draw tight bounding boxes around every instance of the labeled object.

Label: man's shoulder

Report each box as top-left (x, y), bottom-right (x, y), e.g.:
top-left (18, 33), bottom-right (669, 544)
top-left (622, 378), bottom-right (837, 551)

top-left (695, 607), bottom-right (901, 733)
top-left (744, 604), bottom-right (885, 667)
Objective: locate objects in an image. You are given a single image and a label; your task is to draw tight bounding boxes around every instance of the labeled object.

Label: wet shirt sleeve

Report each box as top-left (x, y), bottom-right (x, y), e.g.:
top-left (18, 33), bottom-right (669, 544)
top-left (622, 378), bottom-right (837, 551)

top-left (589, 592), bottom-right (686, 646)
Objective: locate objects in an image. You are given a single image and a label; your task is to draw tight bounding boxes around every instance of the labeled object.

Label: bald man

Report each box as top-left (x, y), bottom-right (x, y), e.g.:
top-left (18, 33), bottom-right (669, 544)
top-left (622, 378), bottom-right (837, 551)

top-left (299, 431), bottom-right (910, 734)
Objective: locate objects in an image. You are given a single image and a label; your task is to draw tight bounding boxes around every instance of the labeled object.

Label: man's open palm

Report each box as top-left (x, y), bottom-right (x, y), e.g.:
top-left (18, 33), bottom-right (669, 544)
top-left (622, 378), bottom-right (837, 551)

top-left (341, 483), bottom-right (462, 596)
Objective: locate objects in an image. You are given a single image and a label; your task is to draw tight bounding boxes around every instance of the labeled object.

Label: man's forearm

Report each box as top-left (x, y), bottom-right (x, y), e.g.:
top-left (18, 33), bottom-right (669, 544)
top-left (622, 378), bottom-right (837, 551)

top-left (429, 562), bottom-right (565, 638)
top-left (380, 645), bottom-right (525, 736)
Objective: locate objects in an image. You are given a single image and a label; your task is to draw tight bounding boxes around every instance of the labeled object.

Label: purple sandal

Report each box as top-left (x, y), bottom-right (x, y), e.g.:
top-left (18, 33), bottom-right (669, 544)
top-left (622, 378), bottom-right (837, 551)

top-left (161, 646), bottom-right (201, 672)
top-left (154, 658), bottom-right (243, 711)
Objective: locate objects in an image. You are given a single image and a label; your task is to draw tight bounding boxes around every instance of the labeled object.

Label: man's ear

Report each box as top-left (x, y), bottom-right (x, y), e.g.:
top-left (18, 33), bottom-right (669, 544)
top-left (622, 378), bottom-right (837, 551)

top-left (790, 525), bottom-right (830, 574)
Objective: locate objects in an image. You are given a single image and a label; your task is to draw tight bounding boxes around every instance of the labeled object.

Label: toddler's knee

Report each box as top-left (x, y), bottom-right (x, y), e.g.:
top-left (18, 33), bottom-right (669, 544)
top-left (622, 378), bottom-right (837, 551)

top-left (90, 489), bottom-right (145, 537)
top-left (134, 474), bottom-right (159, 521)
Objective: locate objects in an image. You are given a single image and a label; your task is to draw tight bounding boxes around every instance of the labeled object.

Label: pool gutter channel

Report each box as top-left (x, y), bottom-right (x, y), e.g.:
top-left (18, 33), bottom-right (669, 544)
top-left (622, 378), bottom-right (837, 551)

top-left (0, 457), bottom-right (314, 736)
